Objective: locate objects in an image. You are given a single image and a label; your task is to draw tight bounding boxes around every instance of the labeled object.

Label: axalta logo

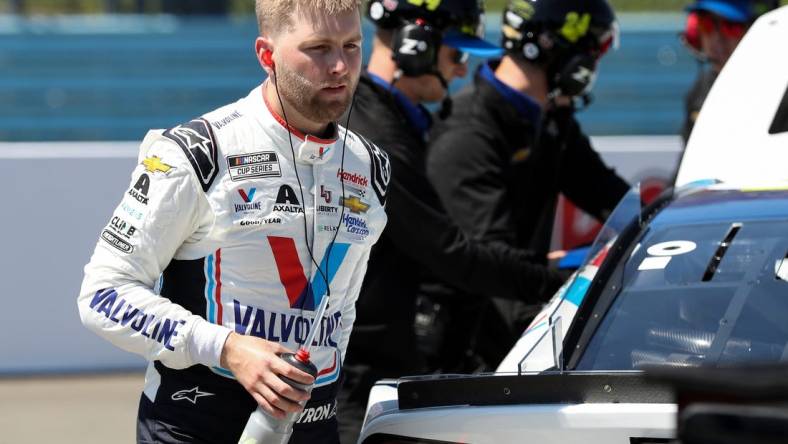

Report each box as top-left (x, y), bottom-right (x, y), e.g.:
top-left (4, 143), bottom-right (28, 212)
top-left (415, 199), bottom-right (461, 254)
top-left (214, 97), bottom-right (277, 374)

top-left (128, 174), bottom-right (150, 204)
top-left (274, 185), bottom-right (304, 214)
top-left (337, 169), bottom-right (369, 188)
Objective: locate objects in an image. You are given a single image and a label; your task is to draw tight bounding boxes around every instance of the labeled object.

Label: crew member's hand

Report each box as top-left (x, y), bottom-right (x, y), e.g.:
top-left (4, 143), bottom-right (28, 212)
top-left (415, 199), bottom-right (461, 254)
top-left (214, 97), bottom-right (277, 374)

top-left (220, 332), bottom-right (314, 419)
top-left (547, 250), bottom-right (567, 261)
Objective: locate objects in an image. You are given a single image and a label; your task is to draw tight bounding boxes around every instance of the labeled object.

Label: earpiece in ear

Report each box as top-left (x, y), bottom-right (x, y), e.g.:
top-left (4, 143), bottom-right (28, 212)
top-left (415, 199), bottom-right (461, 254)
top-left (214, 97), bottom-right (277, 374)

top-left (263, 50), bottom-right (274, 68)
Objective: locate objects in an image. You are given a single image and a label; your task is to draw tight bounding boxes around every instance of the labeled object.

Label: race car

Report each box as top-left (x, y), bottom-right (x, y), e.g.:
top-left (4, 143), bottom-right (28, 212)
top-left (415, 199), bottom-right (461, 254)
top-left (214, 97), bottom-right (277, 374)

top-left (356, 5), bottom-right (788, 444)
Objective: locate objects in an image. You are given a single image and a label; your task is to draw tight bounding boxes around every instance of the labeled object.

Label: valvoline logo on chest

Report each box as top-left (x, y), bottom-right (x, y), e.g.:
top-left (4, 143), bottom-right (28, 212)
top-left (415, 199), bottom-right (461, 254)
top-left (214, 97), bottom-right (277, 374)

top-left (237, 187), bottom-right (256, 203)
top-left (267, 236), bottom-right (350, 311)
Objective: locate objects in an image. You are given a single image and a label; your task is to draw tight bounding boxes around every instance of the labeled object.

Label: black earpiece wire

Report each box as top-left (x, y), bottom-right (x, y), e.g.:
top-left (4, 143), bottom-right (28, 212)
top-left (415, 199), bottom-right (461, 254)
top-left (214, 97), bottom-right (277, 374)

top-left (271, 67), bottom-right (352, 324)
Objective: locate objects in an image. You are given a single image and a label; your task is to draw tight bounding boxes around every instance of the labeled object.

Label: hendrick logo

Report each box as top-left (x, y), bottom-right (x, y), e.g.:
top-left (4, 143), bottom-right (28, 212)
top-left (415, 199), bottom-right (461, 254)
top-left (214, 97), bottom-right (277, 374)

top-left (343, 214), bottom-right (370, 238)
top-left (101, 229), bottom-right (134, 253)
top-left (226, 151), bottom-right (281, 181)
top-left (337, 169), bottom-right (369, 188)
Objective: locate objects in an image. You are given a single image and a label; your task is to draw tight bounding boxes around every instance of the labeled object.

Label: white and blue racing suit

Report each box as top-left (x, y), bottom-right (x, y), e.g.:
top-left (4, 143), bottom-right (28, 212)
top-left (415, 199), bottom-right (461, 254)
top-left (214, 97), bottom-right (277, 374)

top-left (77, 83), bottom-right (390, 443)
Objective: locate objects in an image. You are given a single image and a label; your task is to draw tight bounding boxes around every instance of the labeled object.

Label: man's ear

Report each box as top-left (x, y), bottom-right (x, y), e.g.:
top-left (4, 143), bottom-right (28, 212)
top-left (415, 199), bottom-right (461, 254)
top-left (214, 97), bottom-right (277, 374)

top-left (255, 37), bottom-right (275, 76)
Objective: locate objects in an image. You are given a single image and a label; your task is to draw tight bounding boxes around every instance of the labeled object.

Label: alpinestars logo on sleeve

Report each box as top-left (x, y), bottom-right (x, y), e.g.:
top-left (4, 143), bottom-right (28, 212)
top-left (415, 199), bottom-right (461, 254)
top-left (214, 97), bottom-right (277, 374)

top-left (355, 135), bottom-right (391, 205)
top-left (164, 118), bottom-right (219, 192)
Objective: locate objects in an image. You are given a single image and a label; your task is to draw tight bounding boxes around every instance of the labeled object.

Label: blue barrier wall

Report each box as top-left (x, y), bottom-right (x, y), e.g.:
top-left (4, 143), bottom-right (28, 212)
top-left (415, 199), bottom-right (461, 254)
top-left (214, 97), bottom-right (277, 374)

top-left (0, 13), bottom-right (698, 141)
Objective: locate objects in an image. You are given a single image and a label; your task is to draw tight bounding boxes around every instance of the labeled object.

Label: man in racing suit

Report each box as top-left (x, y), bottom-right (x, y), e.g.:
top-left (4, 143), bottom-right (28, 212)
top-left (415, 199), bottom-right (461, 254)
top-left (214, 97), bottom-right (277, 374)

top-left (77, 1), bottom-right (388, 442)
top-left (337, 1), bottom-right (567, 442)
top-left (425, 0), bottom-right (630, 368)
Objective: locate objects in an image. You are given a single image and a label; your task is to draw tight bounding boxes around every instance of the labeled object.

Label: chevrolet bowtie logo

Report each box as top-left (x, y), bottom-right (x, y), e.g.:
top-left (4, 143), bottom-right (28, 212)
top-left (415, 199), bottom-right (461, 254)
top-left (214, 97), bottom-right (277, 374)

top-left (142, 156), bottom-right (174, 174)
top-left (341, 196), bottom-right (369, 214)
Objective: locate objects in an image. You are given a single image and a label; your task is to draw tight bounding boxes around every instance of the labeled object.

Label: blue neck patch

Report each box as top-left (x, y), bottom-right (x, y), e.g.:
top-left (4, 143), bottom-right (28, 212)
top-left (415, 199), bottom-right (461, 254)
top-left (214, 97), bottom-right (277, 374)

top-left (368, 72), bottom-right (432, 139)
top-left (479, 61), bottom-right (542, 124)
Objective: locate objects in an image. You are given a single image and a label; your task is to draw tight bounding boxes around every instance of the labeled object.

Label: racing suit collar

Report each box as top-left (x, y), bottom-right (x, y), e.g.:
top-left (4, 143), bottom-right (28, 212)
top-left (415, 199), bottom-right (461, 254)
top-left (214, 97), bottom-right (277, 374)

top-left (260, 82), bottom-right (338, 165)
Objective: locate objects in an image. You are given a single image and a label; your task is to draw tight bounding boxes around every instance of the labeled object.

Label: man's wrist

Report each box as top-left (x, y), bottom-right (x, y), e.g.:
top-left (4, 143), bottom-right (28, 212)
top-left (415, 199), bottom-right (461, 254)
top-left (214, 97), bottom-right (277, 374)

top-left (189, 319), bottom-right (233, 368)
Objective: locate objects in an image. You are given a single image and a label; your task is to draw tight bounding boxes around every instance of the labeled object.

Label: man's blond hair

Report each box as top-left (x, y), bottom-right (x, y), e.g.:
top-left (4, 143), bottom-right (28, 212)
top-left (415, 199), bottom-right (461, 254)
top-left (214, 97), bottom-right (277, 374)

top-left (256, 0), bottom-right (361, 36)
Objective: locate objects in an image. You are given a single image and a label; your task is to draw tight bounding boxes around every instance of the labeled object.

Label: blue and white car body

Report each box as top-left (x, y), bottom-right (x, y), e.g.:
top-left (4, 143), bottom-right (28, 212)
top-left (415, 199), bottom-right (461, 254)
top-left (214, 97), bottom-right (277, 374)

top-left (357, 6), bottom-right (788, 444)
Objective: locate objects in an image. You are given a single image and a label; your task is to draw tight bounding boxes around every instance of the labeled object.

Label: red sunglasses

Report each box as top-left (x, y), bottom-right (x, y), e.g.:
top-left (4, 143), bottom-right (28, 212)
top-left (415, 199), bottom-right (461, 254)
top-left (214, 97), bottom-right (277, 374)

top-left (696, 12), bottom-right (747, 39)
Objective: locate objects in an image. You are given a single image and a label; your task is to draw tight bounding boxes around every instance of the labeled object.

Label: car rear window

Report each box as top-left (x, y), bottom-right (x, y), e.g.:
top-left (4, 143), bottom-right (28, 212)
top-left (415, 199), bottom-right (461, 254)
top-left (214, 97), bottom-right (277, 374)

top-left (576, 220), bottom-right (788, 370)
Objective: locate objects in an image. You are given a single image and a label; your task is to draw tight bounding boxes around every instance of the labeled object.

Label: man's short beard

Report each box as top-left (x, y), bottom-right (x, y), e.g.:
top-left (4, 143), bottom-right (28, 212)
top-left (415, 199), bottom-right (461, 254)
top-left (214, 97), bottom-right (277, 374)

top-left (274, 63), bottom-right (356, 124)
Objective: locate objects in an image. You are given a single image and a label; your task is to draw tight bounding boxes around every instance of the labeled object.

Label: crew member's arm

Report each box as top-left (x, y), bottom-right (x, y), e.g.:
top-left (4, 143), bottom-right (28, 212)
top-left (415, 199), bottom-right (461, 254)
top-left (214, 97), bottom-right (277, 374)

top-left (385, 143), bottom-right (563, 303)
top-left (426, 129), bottom-right (519, 245)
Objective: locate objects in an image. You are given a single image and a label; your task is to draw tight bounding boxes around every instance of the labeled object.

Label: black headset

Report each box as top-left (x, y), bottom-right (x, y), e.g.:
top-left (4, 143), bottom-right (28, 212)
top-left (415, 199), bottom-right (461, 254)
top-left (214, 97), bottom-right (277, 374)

top-left (390, 19), bottom-right (443, 77)
top-left (503, 22), bottom-right (599, 100)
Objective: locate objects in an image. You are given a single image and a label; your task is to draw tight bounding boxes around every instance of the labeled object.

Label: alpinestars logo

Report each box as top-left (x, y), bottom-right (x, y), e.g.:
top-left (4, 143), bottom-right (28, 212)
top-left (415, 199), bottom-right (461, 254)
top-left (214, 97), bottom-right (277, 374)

top-left (163, 118), bottom-right (218, 192)
top-left (267, 236), bottom-right (350, 311)
top-left (171, 386), bottom-right (214, 404)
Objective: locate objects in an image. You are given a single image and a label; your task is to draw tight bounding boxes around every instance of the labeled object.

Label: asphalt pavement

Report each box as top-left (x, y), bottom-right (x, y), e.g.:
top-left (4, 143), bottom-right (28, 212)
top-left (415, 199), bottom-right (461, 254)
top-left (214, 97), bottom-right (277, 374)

top-left (0, 372), bottom-right (143, 443)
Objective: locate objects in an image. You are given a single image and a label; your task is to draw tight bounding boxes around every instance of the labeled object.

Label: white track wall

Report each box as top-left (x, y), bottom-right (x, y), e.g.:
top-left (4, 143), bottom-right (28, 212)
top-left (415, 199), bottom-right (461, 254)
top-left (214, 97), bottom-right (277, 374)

top-left (0, 137), bottom-right (681, 374)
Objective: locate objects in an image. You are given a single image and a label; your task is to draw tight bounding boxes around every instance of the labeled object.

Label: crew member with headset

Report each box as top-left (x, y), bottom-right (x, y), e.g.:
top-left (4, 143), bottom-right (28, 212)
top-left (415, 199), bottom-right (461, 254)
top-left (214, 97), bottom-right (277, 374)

top-left (680, 0), bottom-right (778, 144)
top-left (425, 0), bottom-right (630, 369)
top-left (338, 1), bottom-right (568, 441)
